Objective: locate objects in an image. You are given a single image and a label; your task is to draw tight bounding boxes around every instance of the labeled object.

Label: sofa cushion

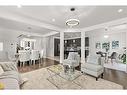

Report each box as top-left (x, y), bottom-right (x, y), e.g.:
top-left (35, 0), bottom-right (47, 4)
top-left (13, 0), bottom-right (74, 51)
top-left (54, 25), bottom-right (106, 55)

top-left (0, 77), bottom-right (19, 89)
top-left (0, 62), bottom-right (18, 72)
top-left (0, 71), bottom-right (20, 82)
top-left (0, 82), bottom-right (5, 89)
top-left (0, 66), bottom-right (4, 75)
top-left (82, 63), bottom-right (103, 72)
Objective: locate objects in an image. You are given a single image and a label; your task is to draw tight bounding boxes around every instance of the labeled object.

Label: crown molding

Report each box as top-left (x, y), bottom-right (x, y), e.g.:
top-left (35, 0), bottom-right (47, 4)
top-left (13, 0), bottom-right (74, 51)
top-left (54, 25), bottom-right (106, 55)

top-left (42, 31), bottom-right (59, 37)
top-left (0, 27), bottom-right (43, 37)
top-left (81, 17), bottom-right (127, 32)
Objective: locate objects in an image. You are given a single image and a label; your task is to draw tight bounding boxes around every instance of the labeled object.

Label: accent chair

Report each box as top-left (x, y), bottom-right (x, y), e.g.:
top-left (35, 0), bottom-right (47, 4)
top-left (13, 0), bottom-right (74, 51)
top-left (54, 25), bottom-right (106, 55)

top-left (81, 55), bottom-right (104, 81)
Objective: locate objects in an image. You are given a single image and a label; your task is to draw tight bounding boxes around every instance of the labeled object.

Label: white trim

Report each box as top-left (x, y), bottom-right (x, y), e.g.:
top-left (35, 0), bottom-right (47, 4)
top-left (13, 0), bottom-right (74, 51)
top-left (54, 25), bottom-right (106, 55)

top-left (54, 37), bottom-right (60, 39)
top-left (81, 17), bottom-right (127, 31)
top-left (45, 56), bottom-right (60, 62)
top-left (42, 31), bottom-right (59, 37)
top-left (0, 28), bottom-right (43, 37)
top-left (64, 37), bottom-right (81, 40)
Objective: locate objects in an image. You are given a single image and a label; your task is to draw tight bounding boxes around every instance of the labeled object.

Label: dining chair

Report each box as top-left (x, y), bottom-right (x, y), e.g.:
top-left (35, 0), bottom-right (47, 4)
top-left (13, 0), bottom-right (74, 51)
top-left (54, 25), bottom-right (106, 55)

top-left (30, 50), bottom-right (39, 66)
top-left (18, 50), bottom-right (31, 67)
top-left (108, 52), bottom-right (118, 63)
top-left (40, 49), bottom-right (44, 64)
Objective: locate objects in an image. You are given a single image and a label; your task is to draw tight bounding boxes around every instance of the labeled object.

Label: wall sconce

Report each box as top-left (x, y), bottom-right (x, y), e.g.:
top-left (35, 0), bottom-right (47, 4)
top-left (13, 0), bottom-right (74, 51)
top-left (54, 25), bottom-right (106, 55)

top-left (73, 40), bottom-right (75, 43)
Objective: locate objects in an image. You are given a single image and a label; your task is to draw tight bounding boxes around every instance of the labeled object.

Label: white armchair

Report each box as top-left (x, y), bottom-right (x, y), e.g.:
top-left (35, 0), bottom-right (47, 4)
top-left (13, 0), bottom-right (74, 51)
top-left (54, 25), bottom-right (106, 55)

top-left (63, 52), bottom-right (80, 73)
top-left (81, 55), bottom-right (104, 81)
top-left (30, 50), bottom-right (39, 65)
top-left (18, 50), bottom-right (31, 67)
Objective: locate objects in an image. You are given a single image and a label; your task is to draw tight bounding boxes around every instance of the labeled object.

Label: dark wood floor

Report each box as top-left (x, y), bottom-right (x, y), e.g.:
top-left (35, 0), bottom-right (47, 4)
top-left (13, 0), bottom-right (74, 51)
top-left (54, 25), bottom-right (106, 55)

top-left (18, 58), bottom-right (59, 73)
top-left (18, 58), bottom-right (127, 89)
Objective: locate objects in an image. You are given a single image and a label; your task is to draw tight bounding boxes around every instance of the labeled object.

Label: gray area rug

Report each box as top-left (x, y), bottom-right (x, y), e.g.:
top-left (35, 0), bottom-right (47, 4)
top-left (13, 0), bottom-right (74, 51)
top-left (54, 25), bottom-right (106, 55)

top-left (21, 65), bottom-right (123, 89)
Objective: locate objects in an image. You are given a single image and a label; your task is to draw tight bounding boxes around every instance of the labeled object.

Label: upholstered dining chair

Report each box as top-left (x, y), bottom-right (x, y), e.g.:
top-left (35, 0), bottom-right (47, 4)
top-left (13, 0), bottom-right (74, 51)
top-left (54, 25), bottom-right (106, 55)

top-left (40, 49), bottom-right (44, 64)
top-left (30, 50), bottom-right (39, 66)
top-left (108, 52), bottom-right (118, 63)
top-left (18, 50), bottom-right (31, 67)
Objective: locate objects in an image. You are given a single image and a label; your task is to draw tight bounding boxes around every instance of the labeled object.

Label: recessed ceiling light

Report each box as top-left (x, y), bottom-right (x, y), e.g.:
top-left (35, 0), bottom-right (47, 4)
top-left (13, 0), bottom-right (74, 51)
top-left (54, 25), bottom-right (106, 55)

top-left (105, 27), bottom-right (108, 31)
top-left (17, 4), bottom-right (22, 8)
top-left (118, 9), bottom-right (123, 13)
top-left (52, 19), bottom-right (55, 22)
top-left (104, 35), bottom-right (109, 38)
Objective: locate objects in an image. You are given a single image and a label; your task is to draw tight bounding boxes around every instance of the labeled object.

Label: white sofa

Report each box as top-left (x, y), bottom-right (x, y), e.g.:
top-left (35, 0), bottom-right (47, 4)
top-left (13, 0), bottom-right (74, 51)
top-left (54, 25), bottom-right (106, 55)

top-left (81, 55), bottom-right (104, 81)
top-left (0, 62), bottom-right (23, 89)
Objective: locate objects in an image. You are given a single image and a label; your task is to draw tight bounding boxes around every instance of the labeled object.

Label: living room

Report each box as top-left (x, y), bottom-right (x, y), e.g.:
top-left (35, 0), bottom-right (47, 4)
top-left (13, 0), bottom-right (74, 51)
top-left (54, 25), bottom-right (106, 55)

top-left (0, 2), bottom-right (127, 95)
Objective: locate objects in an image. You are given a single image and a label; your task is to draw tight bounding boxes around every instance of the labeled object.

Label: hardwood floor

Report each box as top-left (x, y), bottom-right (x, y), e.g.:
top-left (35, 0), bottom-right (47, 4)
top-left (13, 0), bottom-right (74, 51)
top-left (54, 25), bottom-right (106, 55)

top-left (18, 58), bottom-right (59, 73)
top-left (18, 58), bottom-right (127, 89)
top-left (104, 68), bottom-right (127, 89)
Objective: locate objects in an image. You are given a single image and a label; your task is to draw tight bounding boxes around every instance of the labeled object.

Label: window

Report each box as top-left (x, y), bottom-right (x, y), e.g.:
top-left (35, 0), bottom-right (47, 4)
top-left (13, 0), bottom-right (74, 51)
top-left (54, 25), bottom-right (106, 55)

top-left (0, 42), bottom-right (3, 51)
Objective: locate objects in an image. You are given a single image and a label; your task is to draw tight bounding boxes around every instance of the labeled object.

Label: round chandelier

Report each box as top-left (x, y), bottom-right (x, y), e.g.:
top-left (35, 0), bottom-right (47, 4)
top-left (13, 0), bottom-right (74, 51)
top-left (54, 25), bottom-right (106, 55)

top-left (66, 19), bottom-right (80, 27)
top-left (66, 7), bottom-right (80, 27)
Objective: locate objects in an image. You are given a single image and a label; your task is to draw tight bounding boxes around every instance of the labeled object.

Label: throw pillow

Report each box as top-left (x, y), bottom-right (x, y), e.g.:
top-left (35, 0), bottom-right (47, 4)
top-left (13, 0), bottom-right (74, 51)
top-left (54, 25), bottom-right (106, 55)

top-left (0, 82), bottom-right (4, 90)
top-left (0, 66), bottom-right (4, 75)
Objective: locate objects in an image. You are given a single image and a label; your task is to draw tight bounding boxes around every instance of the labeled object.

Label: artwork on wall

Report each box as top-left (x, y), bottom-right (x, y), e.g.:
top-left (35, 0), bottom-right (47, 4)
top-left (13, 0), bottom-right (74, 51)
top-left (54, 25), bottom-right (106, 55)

top-left (96, 42), bottom-right (101, 49)
top-left (112, 41), bottom-right (119, 49)
top-left (102, 42), bottom-right (110, 52)
top-left (102, 42), bottom-right (110, 49)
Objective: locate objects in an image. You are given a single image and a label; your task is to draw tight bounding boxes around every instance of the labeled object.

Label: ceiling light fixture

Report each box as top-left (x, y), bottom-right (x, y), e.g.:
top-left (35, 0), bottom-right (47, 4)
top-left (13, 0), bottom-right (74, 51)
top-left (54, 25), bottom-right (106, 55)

top-left (105, 27), bottom-right (108, 31)
top-left (70, 8), bottom-right (75, 11)
top-left (17, 4), bottom-right (22, 8)
top-left (66, 7), bottom-right (80, 28)
top-left (118, 9), bottom-right (123, 13)
top-left (66, 19), bottom-right (80, 27)
top-left (104, 35), bottom-right (109, 38)
top-left (52, 19), bottom-right (55, 22)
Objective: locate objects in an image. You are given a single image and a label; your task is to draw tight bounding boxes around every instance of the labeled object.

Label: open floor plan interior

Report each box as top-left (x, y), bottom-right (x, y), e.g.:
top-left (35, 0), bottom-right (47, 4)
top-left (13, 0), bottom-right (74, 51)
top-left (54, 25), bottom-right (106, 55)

top-left (0, 5), bottom-right (127, 90)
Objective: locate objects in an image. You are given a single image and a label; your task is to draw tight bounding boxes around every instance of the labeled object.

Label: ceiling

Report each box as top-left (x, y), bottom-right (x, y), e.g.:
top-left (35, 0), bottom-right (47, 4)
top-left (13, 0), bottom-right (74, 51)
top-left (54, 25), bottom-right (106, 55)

top-left (0, 6), bottom-right (127, 37)
top-left (0, 17), bottom-right (53, 35)
top-left (54, 32), bottom-right (81, 39)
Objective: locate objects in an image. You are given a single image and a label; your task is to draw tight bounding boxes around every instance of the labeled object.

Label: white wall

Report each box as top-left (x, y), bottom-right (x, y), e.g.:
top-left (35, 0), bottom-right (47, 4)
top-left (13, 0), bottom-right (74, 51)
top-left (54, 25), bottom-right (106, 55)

top-left (0, 42), bottom-right (3, 51)
top-left (34, 37), bottom-right (43, 50)
top-left (45, 36), bottom-right (54, 58)
top-left (0, 29), bottom-right (44, 54)
top-left (88, 30), bottom-right (126, 55)
top-left (0, 30), bottom-right (18, 53)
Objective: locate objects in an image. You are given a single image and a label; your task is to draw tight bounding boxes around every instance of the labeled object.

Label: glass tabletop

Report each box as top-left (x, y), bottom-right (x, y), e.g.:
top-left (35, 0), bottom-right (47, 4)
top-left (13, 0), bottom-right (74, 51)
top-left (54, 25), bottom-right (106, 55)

top-left (47, 65), bottom-right (82, 81)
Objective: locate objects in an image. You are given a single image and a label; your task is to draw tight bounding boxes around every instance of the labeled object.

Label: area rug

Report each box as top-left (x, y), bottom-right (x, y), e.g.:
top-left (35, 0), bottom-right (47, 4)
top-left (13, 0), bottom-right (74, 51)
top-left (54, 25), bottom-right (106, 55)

top-left (21, 65), bottom-right (123, 89)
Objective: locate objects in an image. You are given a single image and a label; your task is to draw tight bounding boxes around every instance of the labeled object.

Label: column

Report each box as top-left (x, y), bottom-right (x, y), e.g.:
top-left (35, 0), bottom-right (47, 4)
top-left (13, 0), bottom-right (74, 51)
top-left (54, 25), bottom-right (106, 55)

top-left (43, 37), bottom-right (47, 58)
top-left (60, 32), bottom-right (64, 64)
top-left (81, 31), bottom-right (85, 64)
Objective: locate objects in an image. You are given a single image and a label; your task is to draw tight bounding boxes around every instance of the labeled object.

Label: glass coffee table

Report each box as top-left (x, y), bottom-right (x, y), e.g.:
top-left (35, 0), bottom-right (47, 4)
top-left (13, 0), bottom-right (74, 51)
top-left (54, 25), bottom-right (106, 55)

top-left (46, 65), bottom-right (82, 89)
